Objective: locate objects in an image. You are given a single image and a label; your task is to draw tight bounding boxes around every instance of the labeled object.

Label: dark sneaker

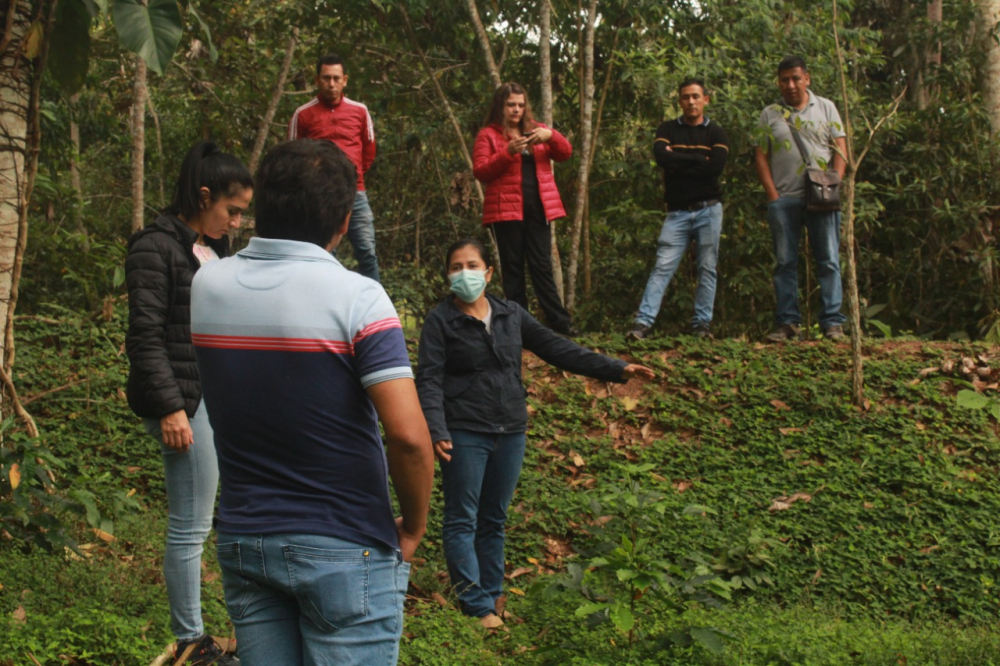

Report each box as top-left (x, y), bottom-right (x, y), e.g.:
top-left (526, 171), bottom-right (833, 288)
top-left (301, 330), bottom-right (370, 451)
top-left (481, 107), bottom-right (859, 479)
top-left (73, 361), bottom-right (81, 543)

top-left (627, 323), bottom-right (651, 340)
top-left (174, 635), bottom-right (240, 665)
top-left (765, 324), bottom-right (800, 343)
top-left (553, 323), bottom-right (580, 338)
top-left (692, 324), bottom-right (713, 340)
top-left (823, 324), bottom-right (846, 341)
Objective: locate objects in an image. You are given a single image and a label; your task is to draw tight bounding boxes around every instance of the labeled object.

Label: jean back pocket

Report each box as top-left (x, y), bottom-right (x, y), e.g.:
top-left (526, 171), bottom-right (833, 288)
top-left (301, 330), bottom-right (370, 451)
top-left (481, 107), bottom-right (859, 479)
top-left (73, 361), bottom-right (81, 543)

top-left (284, 545), bottom-right (370, 631)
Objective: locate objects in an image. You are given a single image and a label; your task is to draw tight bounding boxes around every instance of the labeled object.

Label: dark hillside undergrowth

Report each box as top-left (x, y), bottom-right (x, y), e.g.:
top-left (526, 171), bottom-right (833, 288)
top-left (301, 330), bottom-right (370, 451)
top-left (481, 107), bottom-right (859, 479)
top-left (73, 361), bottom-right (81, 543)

top-left (2, 305), bottom-right (1000, 664)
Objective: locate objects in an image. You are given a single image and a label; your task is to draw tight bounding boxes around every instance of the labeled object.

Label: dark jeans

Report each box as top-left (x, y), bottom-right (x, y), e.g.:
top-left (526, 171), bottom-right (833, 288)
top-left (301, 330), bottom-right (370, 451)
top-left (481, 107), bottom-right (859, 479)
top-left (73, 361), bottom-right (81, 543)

top-left (440, 430), bottom-right (527, 618)
top-left (490, 218), bottom-right (572, 332)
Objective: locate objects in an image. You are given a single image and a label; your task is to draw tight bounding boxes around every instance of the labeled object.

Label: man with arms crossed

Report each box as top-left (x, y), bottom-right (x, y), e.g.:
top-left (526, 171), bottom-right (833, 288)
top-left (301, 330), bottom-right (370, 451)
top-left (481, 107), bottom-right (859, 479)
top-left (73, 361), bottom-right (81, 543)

top-left (755, 55), bottom-right (847, 342)
top-left (289, 54), bottom-right (381, 282)
top-left (628, 77), bottom-right (729, 340)
top-left (191, 140), bottom-right (434, 665)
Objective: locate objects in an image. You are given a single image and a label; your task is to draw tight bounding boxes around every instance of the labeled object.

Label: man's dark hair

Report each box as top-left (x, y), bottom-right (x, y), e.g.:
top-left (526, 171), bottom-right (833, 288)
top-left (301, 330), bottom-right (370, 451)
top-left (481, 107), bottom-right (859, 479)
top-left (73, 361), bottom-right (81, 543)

top-left (442, 238), bottom-right (493, 283)
top-left (316, 54), bottom-right (346, 75)
top-left (678, 77), bottom-right (708, 96)
top-left (778, 55), bottom-right (808, 74)
top-left (254, 140), bottom-right (357, 247)
top-left (165, 141), bottom-right (253, 221)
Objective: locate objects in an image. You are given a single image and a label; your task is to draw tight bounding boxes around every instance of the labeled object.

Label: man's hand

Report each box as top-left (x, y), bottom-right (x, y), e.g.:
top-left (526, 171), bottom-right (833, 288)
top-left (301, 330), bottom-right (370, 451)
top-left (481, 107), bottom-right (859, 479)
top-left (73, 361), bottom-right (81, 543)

top-left (433, 440), bottom-right (453, 462)
top-left (160, 410), bottom-right (193, 452)
top-left (396, 516), bottom-right (425, 563)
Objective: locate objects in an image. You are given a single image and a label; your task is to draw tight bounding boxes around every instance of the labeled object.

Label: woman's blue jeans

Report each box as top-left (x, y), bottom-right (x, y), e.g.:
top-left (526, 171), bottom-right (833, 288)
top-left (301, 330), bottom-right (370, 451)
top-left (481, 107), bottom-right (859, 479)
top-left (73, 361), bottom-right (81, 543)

top-left (440, 430), bottom-right (526, 618)
top-left (767, 196), bottom-right (846, 329)
top-left (216, 533), bottom-right (410, 665)
top-left (145, 401), bottom-right (219, 642)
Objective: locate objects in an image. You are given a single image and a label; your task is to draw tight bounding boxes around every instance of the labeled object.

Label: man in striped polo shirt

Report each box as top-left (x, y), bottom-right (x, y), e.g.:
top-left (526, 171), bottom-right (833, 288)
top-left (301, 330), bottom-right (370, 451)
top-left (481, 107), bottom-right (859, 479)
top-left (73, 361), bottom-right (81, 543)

top-left (289, 54), bottom-right (381, 282)
top-left (191, 140), bottom-right (433, 664)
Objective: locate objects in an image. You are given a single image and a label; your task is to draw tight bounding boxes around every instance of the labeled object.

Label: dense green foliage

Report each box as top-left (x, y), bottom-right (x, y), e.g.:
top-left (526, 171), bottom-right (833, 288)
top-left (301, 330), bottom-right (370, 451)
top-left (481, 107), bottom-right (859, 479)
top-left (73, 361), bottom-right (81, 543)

top-left (3, 308), bottom-right (1000, 664)
top-left (24, 0), bottom-right (1000, 338)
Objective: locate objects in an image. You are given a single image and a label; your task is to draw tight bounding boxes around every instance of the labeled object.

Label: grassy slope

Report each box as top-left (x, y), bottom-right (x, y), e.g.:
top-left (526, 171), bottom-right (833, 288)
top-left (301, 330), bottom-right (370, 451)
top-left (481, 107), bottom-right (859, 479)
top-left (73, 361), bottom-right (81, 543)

top-left (2, 308), bottom-right (1000, 665)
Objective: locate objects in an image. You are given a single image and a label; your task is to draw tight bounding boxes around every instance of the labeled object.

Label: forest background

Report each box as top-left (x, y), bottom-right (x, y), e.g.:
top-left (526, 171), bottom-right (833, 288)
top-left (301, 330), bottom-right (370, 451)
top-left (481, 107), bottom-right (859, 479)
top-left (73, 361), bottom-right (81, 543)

top-left (4, 0), bottom-right (1000, 664)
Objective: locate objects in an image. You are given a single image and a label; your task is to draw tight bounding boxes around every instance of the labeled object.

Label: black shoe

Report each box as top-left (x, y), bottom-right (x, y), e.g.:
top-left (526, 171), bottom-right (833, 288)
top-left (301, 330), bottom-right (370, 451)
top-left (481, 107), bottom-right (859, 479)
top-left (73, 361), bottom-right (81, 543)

top-left (627, 323), bottom-right (651, 341)
top-left (765, 324), bottom-right (800, 343)
top-left (692, 324), bottom-right (713, 340)
top-left (553, 323), bottom-right (581, 338)
top-left (174, 636), bottom-right (240, 665)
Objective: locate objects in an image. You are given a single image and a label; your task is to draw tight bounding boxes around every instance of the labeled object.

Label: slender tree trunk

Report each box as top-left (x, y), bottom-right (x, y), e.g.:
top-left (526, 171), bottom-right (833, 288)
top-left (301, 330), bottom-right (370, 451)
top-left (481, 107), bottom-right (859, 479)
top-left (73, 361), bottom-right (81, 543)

top-left (248, 28), bottom-right (298, 173)
top-left (980, 0), bottom-right (1000, 132)
top-left (564, 0), bottom-right (597, 311)
top-left (538, 0), bottom-right (565, 301)
top-left (146, 94), bottom-right (165, 208)
top-left (130, 54), bottom-right (147, 233)
top-left (463, 0), bottom-right (501, 88)
top-left (833, 0), bottom-right (864, 405)
top-left (917, 0), bottom-right (942, 110)
top-left (68, 92), bottom-right (89, 251)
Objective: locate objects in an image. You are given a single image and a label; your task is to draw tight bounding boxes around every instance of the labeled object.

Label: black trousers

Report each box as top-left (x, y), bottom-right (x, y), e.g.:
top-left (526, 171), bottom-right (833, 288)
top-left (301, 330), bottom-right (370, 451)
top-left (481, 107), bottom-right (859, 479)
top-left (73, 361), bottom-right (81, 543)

top-left (490, 214), bottom-right (573, 332)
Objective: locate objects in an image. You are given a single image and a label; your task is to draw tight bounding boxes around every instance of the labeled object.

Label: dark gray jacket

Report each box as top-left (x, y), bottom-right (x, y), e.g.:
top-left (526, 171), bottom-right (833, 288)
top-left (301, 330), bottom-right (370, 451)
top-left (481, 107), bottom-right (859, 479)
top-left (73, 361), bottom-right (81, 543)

top-left (125, 214), bottom-right (228, 419)
top-left (416, 295), bottom-right (627, 442)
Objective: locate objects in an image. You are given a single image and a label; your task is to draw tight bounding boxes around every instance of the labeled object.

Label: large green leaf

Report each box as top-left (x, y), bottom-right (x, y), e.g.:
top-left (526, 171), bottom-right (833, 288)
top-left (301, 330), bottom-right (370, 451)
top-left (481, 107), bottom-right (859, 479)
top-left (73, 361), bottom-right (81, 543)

top-left (187, 4), bottom-right (218, 63)
top-left (609, 603), bottom-right (635, 632)
top-left (689, 626), bottom-right (726, 655)
top-left (112, 0), bottom-right (183, 75)
top-left (47, 0), bottom-right (92, 94)
top-left (957, 389), bottom-right (990, 410)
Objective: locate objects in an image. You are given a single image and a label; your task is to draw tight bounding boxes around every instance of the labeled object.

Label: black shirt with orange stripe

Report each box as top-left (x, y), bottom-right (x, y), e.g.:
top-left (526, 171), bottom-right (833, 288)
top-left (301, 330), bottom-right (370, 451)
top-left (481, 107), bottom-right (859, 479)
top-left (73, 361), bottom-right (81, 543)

top-left (652, 116), bottom-right (729, 210)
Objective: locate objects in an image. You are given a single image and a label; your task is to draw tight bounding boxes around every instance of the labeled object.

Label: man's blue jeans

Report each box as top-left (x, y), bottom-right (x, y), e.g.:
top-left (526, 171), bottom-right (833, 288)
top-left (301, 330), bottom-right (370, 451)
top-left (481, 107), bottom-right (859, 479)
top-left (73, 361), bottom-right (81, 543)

top-left (144, 402), bottom-right (219, 642)
top-left (440, 430), bottom-right (526, 618)
top-left (340, 191), bottom-right (380, 282)
top-left (216, 533), bottom-right (410, 666)
top-left (635, 202), bottom-right (722, 328)
top-left (767, 196), bottom-right (845, 329)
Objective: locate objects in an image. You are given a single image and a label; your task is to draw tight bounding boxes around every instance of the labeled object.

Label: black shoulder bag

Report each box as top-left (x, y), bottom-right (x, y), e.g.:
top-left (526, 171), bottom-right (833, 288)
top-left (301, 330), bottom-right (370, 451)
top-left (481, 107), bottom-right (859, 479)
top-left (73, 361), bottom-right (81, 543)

top-left (784, 118), bottom-right (841, 212)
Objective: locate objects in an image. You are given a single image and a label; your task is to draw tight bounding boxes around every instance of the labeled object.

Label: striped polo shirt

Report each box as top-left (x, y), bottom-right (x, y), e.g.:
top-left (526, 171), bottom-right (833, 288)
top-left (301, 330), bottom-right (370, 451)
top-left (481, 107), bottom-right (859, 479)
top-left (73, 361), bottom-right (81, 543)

top-left (191, 237), bottom-right (411, 549)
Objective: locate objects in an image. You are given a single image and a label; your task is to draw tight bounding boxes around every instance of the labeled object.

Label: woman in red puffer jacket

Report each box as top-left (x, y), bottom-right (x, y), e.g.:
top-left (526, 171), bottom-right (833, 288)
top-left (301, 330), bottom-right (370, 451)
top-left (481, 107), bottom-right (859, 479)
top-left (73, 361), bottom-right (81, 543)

top-left (472, 82), bottom-right (578, 336)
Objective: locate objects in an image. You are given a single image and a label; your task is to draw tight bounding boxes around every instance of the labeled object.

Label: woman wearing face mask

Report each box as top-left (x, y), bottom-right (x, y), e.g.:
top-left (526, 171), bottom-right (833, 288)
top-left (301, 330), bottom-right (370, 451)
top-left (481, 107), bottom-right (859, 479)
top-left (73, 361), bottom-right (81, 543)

top-left (473, 82), bottom-right (577, 336)
top-left (416, 238), bottom-right (654, 628)
top-left (125, 141), bottom-right (252, 665)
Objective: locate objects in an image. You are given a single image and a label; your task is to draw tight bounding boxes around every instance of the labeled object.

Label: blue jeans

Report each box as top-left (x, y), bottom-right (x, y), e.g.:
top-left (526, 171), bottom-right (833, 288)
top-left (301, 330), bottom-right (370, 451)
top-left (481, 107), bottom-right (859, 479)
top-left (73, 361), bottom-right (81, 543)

top-left (339, 191), bottom-right (380, 282)
top-left (144, 401), bottom-right (219, 642)
top-left (440, 430), bottom-right (526, 618)
top-left (635, 203), bottom-right (723, 328)
top-left (216, 533), bottom-right (410, 666)
top-left (767, 196), bottom-right (845, 328)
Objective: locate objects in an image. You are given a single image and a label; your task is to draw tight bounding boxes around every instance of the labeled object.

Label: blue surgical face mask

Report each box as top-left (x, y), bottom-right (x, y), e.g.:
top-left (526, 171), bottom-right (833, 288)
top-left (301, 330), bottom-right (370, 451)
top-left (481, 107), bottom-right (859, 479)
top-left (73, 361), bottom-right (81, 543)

top-left (448, 269), bottom-right (488, 303)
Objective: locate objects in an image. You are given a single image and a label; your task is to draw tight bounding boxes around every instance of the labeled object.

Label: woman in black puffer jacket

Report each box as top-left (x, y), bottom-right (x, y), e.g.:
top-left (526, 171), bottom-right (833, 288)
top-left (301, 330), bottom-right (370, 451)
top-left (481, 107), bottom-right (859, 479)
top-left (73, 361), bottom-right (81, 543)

top-left (125, 141), bottom-right (251, 665)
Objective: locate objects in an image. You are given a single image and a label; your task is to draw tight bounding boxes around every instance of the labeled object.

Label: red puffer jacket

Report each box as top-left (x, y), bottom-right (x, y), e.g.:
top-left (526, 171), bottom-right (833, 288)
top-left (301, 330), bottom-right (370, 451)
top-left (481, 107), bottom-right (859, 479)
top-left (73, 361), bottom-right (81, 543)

top-left (472, 123), bottom-right (572, 225)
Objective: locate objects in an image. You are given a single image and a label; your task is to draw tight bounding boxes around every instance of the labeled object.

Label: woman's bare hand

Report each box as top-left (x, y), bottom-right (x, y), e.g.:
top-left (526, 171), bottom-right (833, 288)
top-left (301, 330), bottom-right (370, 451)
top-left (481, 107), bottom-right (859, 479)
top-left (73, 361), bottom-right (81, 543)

top-left (160, 410), bottom-right (194, 452)
top-left (622, 364), bottom-right (655, 381)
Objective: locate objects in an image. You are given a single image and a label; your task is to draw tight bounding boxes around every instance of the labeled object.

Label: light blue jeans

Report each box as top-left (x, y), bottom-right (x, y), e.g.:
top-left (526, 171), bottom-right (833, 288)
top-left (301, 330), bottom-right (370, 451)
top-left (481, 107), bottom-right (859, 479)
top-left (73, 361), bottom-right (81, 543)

top-left (340, 191), bottom-right (380, 282)
top-left (440, 430), bottom-right (526, 618)
top-left (144, 401), bottom-right (219, 642)
top-left (216, 533), bottom-right (410, 666)
top-left (635, 203), bottom-right (723, 328)
top-left (767, 196), bottom-right (845, 328)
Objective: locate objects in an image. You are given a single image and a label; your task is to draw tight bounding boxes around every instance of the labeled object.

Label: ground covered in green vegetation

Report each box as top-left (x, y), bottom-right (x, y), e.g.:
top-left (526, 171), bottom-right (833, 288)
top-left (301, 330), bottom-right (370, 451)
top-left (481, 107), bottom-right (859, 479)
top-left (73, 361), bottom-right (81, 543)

top-left (3, 305), bottom-right (1000, 665)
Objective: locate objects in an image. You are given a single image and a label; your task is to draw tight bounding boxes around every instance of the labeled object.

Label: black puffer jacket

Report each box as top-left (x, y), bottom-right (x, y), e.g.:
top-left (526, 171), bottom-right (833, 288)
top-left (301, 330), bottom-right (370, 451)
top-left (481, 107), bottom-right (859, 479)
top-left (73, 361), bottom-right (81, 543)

top-left (125, 214), bottom-right (228, 419)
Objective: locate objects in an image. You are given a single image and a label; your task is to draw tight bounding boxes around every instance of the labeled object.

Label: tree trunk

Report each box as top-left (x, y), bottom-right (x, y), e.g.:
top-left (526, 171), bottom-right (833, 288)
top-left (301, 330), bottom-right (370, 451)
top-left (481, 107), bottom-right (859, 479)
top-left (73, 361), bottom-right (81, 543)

top-left (917, 0), bottom-right (942, 110)
top-left (980, 0), bottom-right (1000, 132)
top-left (130, 54), bottom-right (147, 232)
top-left (248, 28), bottom-right (298, 173)
top-left (538, 0), bottom-right (565, 302)
top-left (68, 92), bottom-right (90, 251)
top-left (564, 0), bottom-right (597, 311)
top-left (463, 0), bottom-right (501, 88)
top-left (833, 0), bottom-right (864, 405)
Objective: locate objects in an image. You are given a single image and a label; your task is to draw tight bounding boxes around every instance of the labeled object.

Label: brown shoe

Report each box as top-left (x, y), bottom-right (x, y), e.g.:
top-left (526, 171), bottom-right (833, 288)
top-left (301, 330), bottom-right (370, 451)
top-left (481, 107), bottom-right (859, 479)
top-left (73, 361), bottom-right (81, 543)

top-left (823, 324), bottom-right (846, 341)
top-left (479, 613), bottom-right (505, 629)
top-left (765, 324), bottom-right (800, 342)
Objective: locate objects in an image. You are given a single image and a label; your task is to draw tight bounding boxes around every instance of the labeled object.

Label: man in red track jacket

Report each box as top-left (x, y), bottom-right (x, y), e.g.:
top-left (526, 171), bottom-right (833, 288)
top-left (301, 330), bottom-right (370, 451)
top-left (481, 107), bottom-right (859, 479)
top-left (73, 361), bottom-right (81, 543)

top-left (288, 54), bottom-right (381, 282)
